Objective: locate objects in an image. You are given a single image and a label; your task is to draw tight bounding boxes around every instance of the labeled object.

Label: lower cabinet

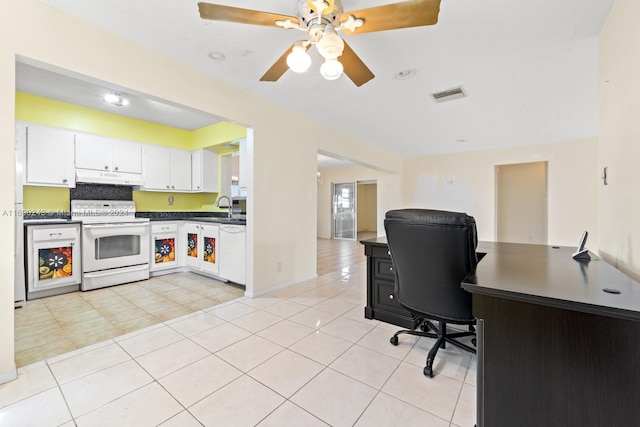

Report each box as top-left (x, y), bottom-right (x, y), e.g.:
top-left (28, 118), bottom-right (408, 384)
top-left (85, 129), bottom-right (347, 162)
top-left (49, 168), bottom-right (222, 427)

top-left (184, 222), bottom-right (220, 275)
top-left (150, 222), bottom-right (178, 272)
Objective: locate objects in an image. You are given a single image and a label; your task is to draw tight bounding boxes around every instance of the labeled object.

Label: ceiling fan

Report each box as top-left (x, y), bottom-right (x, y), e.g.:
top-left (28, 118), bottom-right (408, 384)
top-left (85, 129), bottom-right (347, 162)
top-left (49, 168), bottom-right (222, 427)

top-left (197, 0), bottom-right (441, 87)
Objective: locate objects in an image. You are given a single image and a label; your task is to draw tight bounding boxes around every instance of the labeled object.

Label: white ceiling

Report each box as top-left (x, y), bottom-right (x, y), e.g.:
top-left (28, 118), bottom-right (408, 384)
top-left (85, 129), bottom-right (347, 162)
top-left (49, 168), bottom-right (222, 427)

top-left (27, 0), bottom-right (612, 161)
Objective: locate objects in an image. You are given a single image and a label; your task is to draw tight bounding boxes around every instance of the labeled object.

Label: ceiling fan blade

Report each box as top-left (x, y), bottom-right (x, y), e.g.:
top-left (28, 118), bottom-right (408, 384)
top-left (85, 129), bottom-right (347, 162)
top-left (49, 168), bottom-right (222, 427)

top-left (341, 0), bottom-right (441, 35)
top-left (198, 2), bottom-right (299, 27)
top-left (260, 44), bottom-right (311, 82)
top-left (340, 41), bottom-right (375, 87)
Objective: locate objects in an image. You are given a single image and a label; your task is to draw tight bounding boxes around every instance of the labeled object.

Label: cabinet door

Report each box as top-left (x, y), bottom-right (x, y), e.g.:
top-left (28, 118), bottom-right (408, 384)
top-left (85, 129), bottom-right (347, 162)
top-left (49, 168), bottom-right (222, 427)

top-left (238, 138), bottom-right (248, 195)
top-left (142, 144), bottom-right (171, 190)
top-left (200, 224), bottom-right (219, 275)
top-left (112, 139), bottom-right (142, 173)
top-left (169, 148), bottom-right (192, 191)
top-left (75, 133), bottom-right (113, 172)
top-left (25, 124), bottom-right (75, 187)
top-left (184, 223), bottom-right (201, 269)
top-left (192, 149), bottom-right (219, 192)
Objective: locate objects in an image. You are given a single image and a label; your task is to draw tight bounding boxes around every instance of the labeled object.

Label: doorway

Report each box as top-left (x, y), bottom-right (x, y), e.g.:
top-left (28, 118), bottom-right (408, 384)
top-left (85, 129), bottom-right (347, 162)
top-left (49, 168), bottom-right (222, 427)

top-left (332, 182), bottom-right (356, 239)
top-left (496, 161), bottom-right (548, 244)
top-left (356, 181), bottom-right (377, 240)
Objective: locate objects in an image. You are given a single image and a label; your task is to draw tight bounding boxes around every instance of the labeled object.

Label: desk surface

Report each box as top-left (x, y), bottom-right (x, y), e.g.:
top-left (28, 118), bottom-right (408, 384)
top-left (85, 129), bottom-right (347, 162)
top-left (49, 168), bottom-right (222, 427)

top-left (462, 242), bottom-right (640, 321)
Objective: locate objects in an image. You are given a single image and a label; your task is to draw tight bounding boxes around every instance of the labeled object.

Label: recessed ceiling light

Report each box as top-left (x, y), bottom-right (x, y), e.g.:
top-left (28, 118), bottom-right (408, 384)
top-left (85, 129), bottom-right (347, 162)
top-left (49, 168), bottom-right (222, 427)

top-left (103, 93), bottom-right (128, 106)
top-left (394, 69), bottom-right (417, 80)
top-left (208, 51), bottom-right (226, 61)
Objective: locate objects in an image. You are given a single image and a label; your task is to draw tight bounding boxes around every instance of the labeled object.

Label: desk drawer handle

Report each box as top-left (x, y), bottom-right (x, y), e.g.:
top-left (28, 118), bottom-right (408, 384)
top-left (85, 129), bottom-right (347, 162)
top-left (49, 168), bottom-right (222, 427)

top-left (389, 294), bottom-right (394, 300)
top-left (387, 250), bottom-right (391, 255)
top-left (389, 267), bottom-right (393, 272)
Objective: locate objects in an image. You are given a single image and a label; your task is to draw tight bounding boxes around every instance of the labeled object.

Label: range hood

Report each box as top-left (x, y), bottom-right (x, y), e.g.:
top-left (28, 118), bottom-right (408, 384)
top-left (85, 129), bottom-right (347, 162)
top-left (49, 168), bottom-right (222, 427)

top-left (76, 168), bottom-right (144, 186)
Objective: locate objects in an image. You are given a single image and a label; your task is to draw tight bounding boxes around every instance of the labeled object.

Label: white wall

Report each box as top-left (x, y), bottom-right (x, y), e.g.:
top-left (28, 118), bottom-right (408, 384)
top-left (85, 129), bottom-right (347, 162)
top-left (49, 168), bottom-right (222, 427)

top-left (599, 0), bottom-right (640, 280)
top-left (0, 0), bottom-right (402, 381)
top-left (402, 138), bottom-right (599, 247)
top-left (317, 167), bottom-right (402, 239)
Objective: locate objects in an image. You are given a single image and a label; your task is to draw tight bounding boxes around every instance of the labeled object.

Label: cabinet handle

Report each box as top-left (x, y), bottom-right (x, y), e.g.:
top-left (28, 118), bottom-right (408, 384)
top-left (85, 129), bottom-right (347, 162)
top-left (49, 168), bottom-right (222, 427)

top-left (104, 165), bottom-right (109, 170)
top-left (166, 185), bottom-right (170, 189)
top-left (62, 178), bottom-right (68, 184)
top-left (114, 166), bottom-right (119, 171)
top-left (171, 185), bottom-right (175, 189)
top-left (389, 294), bottom-right (394, 300)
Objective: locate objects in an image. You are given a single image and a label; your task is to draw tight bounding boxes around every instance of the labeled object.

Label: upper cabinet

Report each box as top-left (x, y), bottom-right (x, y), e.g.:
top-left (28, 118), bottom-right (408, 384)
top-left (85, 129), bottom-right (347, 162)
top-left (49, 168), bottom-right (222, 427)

top-left (191, 149), bottom-right (219, 193)
top-left (75, 133), bottom-right (142, 173)
top-left (141, 144), bottom-right (192, 192)
top-left (22, 123), bottom-right (75, 188)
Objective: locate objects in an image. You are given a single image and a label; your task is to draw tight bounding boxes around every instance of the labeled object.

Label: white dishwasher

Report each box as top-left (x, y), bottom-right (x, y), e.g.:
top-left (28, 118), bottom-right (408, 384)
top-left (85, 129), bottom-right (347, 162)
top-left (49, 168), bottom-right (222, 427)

top-left (219, 224), bottom-right (246, 285)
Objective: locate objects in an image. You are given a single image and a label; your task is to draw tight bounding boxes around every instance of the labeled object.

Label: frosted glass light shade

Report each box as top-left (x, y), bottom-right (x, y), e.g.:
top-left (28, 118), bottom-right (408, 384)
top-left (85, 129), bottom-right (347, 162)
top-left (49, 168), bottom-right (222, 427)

top-left (320, 58), bottom-right (343, 80)
top-left (286, 46), bottom-right (312, 73)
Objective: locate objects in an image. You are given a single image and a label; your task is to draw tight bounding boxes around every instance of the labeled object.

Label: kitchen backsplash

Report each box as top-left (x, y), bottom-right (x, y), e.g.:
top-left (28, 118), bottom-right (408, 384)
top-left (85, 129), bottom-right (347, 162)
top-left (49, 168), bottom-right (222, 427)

top-left (70, 183), bottom-right (133, 201)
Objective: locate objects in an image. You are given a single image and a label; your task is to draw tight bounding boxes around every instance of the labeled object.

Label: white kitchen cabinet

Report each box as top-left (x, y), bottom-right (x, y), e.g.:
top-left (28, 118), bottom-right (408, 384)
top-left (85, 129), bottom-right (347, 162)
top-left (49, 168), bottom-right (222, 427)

top-left (238, 138), bottom-right (248, 196)
top-left (184, 222), bottom-right (219, 275)
top-left (150, 222), bottom-right (178, 272)
top-left (191, 149), bottom-right (219, 192)
top-left (23, 123), bottom-right (75, 188)
top-left (142, 144), bottom-right (192, 191)
top-left (75, 133), bottom-right (142, 174)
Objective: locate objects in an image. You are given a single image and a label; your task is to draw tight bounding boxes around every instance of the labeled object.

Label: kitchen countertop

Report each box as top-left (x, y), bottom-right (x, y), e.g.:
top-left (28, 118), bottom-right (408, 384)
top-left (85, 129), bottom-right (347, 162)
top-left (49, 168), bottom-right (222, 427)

top-left (147, 216), bottom-right (246, 225)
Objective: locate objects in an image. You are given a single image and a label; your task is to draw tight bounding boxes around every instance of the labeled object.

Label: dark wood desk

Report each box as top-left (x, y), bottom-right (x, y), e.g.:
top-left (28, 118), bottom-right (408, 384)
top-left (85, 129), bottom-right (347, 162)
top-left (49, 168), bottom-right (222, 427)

top-left (463, 242), bottom-right (640, 427)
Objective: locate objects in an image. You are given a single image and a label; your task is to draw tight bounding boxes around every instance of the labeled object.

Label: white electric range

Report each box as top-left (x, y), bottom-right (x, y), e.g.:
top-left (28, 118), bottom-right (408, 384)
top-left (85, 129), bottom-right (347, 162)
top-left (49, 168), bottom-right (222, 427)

top-left (71, 200), bottom-right (150, 291)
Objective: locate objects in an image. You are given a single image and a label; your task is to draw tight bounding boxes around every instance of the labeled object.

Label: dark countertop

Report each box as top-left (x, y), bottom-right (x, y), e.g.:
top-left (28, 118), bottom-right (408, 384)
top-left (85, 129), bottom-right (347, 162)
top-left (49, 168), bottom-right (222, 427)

top-left (138, 212), bottom-right (246, 225)
top-left (23, 219), bottom-right (81, 226)
top-left (359, 236), bottom-right (388, 245)
top-left (463, 242), bottom-right (640, 322)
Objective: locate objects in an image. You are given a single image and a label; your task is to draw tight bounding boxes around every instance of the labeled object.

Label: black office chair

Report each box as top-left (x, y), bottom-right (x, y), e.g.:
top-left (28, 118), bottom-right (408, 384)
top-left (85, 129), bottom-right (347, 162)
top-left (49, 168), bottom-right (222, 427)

top-left (384, 209), bottom-right (478, 377)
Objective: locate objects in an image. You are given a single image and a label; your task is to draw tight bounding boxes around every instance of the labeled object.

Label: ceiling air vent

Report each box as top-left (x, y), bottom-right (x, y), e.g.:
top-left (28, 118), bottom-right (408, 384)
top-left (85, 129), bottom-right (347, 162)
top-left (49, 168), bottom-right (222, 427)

top-left (431, 86), bottom-right (467, 103)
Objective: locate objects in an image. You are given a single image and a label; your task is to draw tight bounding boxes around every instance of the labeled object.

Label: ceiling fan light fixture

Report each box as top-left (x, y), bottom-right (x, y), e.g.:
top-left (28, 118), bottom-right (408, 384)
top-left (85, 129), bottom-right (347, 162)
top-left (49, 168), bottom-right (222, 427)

top-left (316, 25), bottom-right (344, 59)
top-left (320, 58), bottom-right (343, 80)
top-left (287, 44), bottom-right (312, 73)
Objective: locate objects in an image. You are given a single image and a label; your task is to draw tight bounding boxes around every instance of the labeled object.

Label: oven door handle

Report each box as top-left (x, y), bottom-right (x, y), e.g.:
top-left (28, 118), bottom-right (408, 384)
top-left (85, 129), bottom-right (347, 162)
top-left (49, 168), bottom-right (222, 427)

top-left (82, 222), bottom-right (149, 229)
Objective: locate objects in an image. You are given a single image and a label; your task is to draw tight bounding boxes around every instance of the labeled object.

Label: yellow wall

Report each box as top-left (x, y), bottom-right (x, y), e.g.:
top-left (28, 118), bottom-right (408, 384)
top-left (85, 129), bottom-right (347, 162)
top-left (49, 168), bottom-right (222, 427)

top-left (16, 92), bottom-right (241, 212)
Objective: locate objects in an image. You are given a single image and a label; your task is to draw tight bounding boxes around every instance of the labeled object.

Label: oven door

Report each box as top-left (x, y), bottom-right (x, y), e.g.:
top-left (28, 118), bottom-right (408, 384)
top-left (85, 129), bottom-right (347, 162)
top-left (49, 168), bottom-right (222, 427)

top-left (82, 222), bottom-right (150, 272)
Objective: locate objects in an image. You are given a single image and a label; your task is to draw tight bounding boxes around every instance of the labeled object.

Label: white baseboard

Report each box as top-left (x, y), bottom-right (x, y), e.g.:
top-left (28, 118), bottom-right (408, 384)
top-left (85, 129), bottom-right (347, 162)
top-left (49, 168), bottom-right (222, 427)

top-left (0, 365), bottom-right (18, 385)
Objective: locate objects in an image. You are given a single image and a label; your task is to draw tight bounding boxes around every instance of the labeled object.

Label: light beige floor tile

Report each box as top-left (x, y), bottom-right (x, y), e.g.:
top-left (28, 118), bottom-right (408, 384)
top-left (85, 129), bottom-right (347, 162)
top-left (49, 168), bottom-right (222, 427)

top-left (116, 325), bottom-right (184, 358)
top-left (14, 318), bottom-right (62, 339)
top-left (153, 306), bottom-right (197, 322)
top-left (168, 291), bottom-right (204, 305)
top-left (14, 326), bottom-right (70, 353)
top-left (313, 298), bottom-right (357, 315)
top-left (158, 410), bottom-right (204, 427)
top-left (190, 375), bottom-right (285, 427)
top-left (190, 322), bottom-right (252, 353)
top-left (290, 368), bottom-right (377, 427)
top-left (113, 314), bottom-right (161, 335)
top-left (288, 291), bottom-right (330, 307)
top-left (182, 297), bottom-right (218, 311)
top-left (289, 331), bottom-right (353, 365)
top-left (256, 319), bottom-right (315, 348)
top-left (216, 335), bottom-right (284, 372)
top-left (257, 401), bottom-right (329, 427)
top-left (354, 392), bottom-right (450, 427)
top-left (382, 362), bottom-right (463, 421)
top-left (0, 387), bottom-right (72, 427)
top-left (319, 316), bottom-right (376, 343)
top-left (404, 336), bottom-right (472, 382)
top-left (206, 302), bottom-right (257, 321)
top-left (231, 310), bottom-right (283, 333)
top-left (60, 360), bottom-right (152, 418)
top-left (248, 349), bottom-right (324, 398)
top-left (67, 324), bottom-right (122, 348)
top-left (341, 305), bottom-right (380, 325)
top-left (451, 382), bottom-right (477, 427)
top-left (357, 324), bottom-right (418, 360)
top-left (15, 338), bottom-right (76, 368)
top-left (0, 361), bottom-right (56, 408)
top-left (136, 338), bottom-right (209, 379)
top-left (238, 296), bottom-right (281, 309)
top-left (289, 307), bottom-right (341, 329)
top-left (47, 340), bottom-right (113, 364)
top-left (330, 345), bottom-right (400, 389)
top-left (53, 308), bottom-right (104, 328)
top-left (159, 354), bottom-right (242, 407)
top-left (166, 311), bottom-right (225, 336)
top-left (75, 382), bottom-right (182, 427)
top-left (14, 301), bottom-right (54, 327)
top-left (138, 298), bottom-right (179, 315)
top-left (465, 356), bottom-right (477, 386)
top-left (49, 342), bottom-right (131, 385)
top-left (261, 300), bottom-right (308, 318)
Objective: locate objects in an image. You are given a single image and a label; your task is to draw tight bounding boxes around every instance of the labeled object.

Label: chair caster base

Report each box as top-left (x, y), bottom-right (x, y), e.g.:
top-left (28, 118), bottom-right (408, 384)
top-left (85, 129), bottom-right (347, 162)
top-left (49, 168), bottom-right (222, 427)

top-left (390, 335), bottom-right (399, 346)
top-left (423, 366), bottom-right (433, 377)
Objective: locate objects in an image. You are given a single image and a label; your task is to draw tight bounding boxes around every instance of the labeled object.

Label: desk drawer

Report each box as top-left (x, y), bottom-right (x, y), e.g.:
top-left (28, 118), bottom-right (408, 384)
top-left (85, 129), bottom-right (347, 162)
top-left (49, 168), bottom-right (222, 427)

top-left (369, 245), bottom-right (391, 259)
top-left (374, 278), bottom-right (406, 314)
top-left (375, 258), bottom-right (395, 280)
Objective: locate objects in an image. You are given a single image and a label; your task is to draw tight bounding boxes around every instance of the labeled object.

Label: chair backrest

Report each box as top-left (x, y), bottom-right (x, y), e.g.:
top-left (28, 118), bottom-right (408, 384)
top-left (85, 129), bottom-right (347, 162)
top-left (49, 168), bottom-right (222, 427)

top-left (384, 209), bottom-right (478, 323)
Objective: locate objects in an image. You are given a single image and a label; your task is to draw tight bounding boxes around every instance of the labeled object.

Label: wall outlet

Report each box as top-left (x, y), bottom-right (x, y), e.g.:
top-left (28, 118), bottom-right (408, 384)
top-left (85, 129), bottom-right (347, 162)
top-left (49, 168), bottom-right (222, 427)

top-left (277, 262), bottom-right (282, 272)
top-left (168, 196), bottom-right (174, 206)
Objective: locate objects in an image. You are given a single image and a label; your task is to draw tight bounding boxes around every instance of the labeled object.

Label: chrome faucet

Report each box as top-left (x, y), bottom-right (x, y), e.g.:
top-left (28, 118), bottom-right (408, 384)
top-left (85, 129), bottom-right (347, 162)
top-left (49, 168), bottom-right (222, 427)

top-left (215, 195), bottom-right (233, 218)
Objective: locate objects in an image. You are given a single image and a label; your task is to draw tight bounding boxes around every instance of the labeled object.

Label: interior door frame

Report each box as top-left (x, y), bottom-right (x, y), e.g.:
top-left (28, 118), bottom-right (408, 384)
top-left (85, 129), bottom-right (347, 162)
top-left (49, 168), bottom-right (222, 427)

top-left (331, 181), bottom-right (357, 240)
